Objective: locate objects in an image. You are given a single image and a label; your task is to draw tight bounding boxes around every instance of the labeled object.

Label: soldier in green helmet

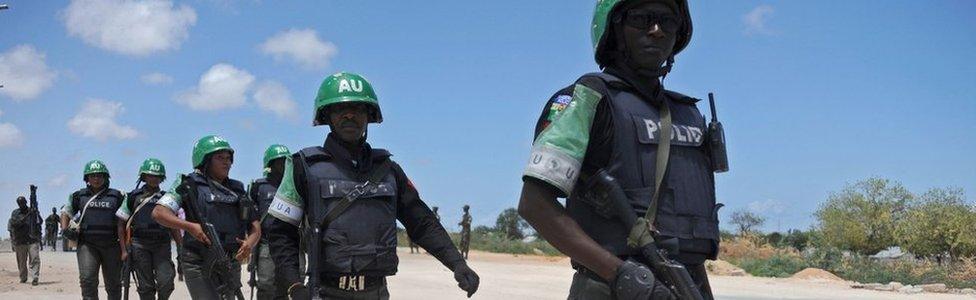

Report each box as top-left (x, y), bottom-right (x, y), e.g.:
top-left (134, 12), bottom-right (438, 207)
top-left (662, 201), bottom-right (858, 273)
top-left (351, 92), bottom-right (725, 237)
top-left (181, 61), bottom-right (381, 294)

top-left (116, 158), bottom-right (182, 300)
top-left (62, 159), bottom-right (127, 299)
top-left (247, 144), bottom-right (295, 300)
top-left (266, 72), bottom-right (479, 299)
top-left (152, 135), bottom-right (261, 299)
top-left (519, 0), bottom-right (722, 299)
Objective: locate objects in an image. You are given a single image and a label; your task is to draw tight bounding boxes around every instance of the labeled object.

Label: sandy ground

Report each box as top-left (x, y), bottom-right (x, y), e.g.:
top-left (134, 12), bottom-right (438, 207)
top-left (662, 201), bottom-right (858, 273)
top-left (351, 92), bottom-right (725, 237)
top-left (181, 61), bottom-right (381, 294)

top-left (0, 247), bottom-right (973, 300)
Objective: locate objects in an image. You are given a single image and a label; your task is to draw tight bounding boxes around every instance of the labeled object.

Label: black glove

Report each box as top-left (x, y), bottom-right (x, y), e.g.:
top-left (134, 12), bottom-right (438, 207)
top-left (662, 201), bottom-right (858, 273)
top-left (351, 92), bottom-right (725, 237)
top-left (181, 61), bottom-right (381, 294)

top-left (288, 284), bottom-right (310, 300)
top-left (453, 262), bottom-right (480, 298)
top-left (63, 228), bottom-right (79, 241)
top-left (611, 260), bottom-right (675, 300)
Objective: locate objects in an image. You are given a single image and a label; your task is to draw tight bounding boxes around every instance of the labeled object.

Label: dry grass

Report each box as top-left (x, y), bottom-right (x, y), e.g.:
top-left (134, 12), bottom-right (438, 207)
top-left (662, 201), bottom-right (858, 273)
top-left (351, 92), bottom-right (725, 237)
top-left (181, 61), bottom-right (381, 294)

top-left (948, 257), bottom-right (976, 283)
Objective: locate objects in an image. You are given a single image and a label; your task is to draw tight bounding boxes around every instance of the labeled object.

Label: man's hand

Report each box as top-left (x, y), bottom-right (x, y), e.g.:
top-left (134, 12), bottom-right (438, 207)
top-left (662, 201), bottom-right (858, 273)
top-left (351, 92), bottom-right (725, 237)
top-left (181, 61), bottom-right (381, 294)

top-left (29, 185), bottom-right (37, 193)
top-left (453, 262), bottom-right (480, 298)
top-left (235, 237), bottom-right (256, 262)
top-left (186, 223), bottom-right (210, 246)
top-left (611, 260), bottom-right (675, 300)
top-left (121, 250), bottom-right (128, 261)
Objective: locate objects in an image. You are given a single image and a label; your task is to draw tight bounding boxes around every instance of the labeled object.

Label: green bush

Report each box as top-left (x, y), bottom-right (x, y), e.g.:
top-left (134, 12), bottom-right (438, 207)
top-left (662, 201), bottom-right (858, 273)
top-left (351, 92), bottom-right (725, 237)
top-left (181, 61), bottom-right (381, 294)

top-left (735, 252), bottom-right (808, 278)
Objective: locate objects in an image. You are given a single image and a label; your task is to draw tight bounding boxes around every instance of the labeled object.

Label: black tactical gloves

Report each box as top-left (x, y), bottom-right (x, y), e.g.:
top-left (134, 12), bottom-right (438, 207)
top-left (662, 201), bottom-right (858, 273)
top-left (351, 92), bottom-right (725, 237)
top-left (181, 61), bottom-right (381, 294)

top-left (611, 259), bottom-right (675, 300)
top-left (287, 283), bottom-right (309, 300)
top-left (453, 262), bottom-right (480, 298)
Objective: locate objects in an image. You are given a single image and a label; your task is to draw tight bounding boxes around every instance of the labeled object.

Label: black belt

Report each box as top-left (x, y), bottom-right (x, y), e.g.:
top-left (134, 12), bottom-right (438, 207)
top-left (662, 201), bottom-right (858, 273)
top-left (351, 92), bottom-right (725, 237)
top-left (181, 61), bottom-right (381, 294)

top-left (320, 275), bottom-right (385, 292)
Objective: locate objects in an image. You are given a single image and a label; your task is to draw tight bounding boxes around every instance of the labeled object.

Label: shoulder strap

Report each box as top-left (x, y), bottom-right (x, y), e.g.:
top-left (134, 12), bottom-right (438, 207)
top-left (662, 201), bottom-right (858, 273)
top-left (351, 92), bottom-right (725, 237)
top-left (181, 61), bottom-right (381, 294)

top-left (321, 160), bottom-right (393, 226)
top-left (644, 98), bottom-right (673, 228)
top-left (76, 189), bottom-right (106, 225)
top-left (124, 191), bottom-right (161, 230)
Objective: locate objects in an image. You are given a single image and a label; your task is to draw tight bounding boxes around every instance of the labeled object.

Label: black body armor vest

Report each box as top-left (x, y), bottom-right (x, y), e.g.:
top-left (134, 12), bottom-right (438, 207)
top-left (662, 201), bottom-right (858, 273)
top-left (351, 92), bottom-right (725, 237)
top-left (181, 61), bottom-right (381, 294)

top-left (71, 187), bottom-right (124, 241)
top-left (299, 146), bottom-right (400, 276)
top-left (249, 178), bottom-right (277, 241)
top-left (568, 72), bottom-right (721, 258)
top-left (181, 172), bottom-right (249, 252)
top-left (126, 187), bottom-right (170, 242)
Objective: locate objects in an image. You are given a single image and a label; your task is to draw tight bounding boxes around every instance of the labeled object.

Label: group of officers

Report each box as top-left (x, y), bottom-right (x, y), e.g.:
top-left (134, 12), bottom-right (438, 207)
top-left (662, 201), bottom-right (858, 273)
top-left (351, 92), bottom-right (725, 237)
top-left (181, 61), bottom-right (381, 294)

top-left (10, 0), bottom-right (725, 299)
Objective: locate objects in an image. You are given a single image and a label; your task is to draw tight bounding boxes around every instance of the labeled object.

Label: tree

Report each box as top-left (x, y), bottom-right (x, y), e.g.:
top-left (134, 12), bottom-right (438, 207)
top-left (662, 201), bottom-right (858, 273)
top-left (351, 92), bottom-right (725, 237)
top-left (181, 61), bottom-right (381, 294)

top-left (494, 208), bottom-right (529, 240)
top-left (782, 229), bottom-right (811, 251)
top-left (814, 177), bottom-right (912, 255)
top-left (729, 209), bottom-right (765, 235)
top-left (895, 187), bottom-right (976, 260)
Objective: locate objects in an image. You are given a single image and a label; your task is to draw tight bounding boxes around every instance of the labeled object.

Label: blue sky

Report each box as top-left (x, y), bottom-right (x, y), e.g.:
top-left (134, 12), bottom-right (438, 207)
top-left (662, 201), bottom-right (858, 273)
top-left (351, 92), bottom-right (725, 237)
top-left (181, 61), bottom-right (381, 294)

top-left (0, 1), bottom-right (974, 236)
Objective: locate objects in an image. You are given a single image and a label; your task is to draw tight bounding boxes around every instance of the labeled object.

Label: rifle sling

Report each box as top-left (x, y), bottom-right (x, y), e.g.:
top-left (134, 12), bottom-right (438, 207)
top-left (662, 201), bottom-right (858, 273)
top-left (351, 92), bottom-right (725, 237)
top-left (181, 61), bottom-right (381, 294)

top-left (645, 98), bottom-right (673, 227)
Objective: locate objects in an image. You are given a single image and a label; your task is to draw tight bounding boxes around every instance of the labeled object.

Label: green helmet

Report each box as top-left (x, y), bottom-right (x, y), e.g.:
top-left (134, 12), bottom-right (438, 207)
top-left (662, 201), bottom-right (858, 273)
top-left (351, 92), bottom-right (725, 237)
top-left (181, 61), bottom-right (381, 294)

top-left (192, 135), bottom-right (234, 168)
top-left (263, 144), bottom-right (291, 169)
top-left (591, 0), bottom-right (692, 66)
top-left (83, 160), bottom-right (110, 180)
top-left (312, 72), bottom-right (382, 126)
top-left (139, 158), bottom-right (166, 179)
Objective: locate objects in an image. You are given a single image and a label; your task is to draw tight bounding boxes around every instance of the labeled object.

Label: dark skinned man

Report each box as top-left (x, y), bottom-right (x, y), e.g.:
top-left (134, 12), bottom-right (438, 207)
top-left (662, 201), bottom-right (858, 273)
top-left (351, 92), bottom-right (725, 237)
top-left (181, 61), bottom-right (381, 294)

top-left (9, 194), bottom-right (42, 285)
top-left (267, 72), bottom-right (479, 299)
top-left (45, 207), bottom-right (60, 250)
top-left (519, 0), bottom-right (721, 299)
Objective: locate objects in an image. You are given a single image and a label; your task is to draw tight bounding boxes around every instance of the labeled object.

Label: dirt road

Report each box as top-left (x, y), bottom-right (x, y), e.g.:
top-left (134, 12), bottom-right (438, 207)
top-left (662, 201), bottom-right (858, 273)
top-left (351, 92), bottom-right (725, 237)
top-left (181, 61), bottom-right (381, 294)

top-left (0, 248), bottom-right (972, 299)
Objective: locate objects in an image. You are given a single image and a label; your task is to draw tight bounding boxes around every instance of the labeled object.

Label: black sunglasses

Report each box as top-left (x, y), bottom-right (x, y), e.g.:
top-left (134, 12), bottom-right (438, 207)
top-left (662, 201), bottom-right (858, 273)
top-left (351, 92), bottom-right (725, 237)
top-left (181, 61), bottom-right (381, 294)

top-left (620, 11), bottom-right (681, 33)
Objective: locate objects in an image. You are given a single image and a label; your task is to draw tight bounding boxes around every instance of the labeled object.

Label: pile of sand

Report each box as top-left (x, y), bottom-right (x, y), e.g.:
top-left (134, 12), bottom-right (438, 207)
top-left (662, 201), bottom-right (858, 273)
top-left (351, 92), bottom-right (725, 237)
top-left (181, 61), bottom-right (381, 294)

top-left (791, 268), bottom-right (844, 281)
top-left (705, 260), bottom-right (749, 276)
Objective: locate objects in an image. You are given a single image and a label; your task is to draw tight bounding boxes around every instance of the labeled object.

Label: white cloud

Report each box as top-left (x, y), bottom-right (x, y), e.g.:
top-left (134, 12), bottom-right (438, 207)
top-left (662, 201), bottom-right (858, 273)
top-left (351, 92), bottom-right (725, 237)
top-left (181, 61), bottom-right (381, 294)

top-left (748, 199), bottom-right (786, 215)
top-left (0, 45), bottom-right (58, 101)
top-left (141, 72), bottom-right (173, 85)
top-left (743, 5), bottom-right (775, 36)
top-left (260, 28), bottom-right (338, 70)
top-left (175, 63), bottom-right (254, 111)
top-left (66, 99), bottom-right (139, 141)
top-left (48, 174), bottom-right (69, 187)
top-left (62, 0), bottom-right (197, 56)
top-left (0, 122), bottom-right (24, 147)
top-left (254, 80), bottom-right (298, 119)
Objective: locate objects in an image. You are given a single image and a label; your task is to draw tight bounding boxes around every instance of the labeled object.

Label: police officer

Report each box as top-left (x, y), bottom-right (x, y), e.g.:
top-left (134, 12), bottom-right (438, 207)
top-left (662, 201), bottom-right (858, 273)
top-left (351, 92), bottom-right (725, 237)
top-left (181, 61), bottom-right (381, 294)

top-left (151, 135), bottom-right (261, 300)
top-left (62, 160), bottom-right (127, 300)
top-left (9, 194), bottom-right (41, 285)
top-left (267, 72), bottom-right (480, 299)
top-left (249, 144), bottom-right (292, 300)
top-left (458, 205), bottom-right (472, 260)
top-left (117, 158), bottom-right (182, 300)
top-left (45, 207), bottom-right (60, 250)
top-left (518, 0), bottom-right (719, 299)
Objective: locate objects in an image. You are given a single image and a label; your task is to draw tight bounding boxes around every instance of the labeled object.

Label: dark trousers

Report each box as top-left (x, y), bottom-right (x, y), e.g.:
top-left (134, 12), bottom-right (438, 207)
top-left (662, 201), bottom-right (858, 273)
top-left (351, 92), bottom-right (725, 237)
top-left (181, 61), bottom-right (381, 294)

top-left (131, 241), bottom-right (176, 300)
top-left (567, 263), bottom-right (713, 300)
top-left (77, 240), bottom-right (122, 300)
top-left (182, 247), bottom-right (243, 300)
top-left (14, 243), bottom-right (40, 282)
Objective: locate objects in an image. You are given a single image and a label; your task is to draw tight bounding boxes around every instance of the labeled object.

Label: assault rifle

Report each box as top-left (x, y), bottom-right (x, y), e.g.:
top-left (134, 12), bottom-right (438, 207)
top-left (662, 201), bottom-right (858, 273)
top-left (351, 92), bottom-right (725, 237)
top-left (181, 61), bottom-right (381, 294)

top-left (579, 169), bottom-right (704, 300)
top-left (179, 174), bottom-right (245, 300)
top-left (248, 242), bottom-right (259, 300)
top-left (28, 185), bottom-right (40, 242)
top-left (121, 240), bottom-right (135, 300)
